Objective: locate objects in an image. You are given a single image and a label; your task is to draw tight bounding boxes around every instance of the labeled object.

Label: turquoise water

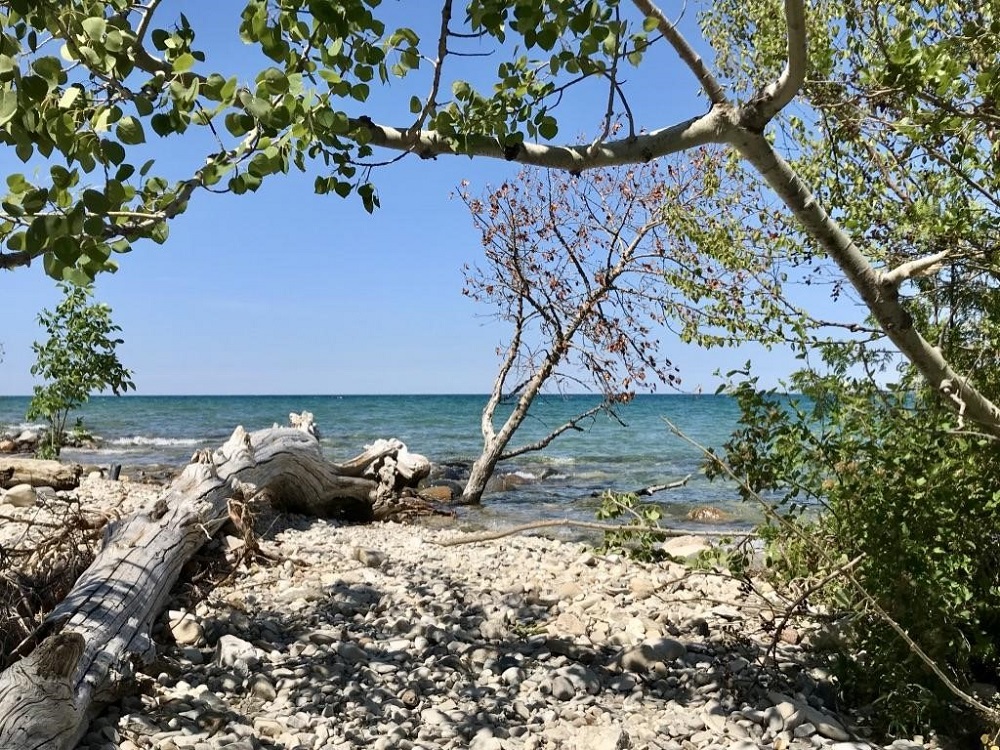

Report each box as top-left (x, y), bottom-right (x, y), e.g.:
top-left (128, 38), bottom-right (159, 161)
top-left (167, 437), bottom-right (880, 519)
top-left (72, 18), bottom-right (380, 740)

top-left (0, 394), bottom-right (755, 528)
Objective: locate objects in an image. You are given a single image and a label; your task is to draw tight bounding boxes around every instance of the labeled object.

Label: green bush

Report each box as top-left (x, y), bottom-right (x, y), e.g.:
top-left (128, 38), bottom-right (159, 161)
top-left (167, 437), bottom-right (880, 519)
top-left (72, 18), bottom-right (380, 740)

top-left (718, 352), bottom-right (1000, 737)
top-left (27, 283), bottom-right (134, 458)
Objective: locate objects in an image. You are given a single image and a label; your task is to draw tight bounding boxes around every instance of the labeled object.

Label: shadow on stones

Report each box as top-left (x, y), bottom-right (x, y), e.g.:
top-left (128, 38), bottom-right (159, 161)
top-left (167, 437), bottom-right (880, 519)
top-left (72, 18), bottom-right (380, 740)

top-left (113, 535), bottom-right (827, 750)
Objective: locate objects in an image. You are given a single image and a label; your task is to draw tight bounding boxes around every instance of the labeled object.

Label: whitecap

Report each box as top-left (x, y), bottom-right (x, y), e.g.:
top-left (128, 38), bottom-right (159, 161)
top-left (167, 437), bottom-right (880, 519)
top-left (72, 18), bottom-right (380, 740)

top-left (107, 436), bottom-right (203, 447)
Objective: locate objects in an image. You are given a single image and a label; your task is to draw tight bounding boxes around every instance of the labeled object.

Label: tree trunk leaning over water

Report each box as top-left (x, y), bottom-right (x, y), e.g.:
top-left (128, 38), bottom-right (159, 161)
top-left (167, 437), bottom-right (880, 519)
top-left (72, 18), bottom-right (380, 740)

top-left (0, 416), bottom-right (430, 750)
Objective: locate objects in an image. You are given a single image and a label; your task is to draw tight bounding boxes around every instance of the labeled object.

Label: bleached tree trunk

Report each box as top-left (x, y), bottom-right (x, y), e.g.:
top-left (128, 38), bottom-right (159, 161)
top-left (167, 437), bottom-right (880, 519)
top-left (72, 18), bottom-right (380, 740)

top-left (0, 419), bottom-right (426, 750)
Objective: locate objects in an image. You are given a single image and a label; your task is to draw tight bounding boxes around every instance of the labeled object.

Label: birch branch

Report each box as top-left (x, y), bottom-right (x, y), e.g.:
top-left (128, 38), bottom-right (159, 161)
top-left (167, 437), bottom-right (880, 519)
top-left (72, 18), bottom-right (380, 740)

top-left (628, 0), bottom-right (727, 105)
top-left (880, 249), bottom-right (951, 288)
top-left (745, 0), bottom-right (808, 127)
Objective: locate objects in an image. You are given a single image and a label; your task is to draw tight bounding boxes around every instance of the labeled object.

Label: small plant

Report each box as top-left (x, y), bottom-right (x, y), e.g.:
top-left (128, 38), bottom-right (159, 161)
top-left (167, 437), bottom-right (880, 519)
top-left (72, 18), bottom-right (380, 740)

top-left (27, 283), bottom-right (134, 458)
top-left (595, 490), bottom-right (667, 562)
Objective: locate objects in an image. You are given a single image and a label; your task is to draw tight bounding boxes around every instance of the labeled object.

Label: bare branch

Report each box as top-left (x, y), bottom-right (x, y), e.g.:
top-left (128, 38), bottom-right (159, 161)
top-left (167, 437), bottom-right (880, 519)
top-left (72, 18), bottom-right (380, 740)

top-left (436, 518), bottom-right (741, 547)
top-left (499, 403), bottom-right (607, 460)
top-left (406, 0), bottom-right (453, 139)
top-left (628, 0), bottom-right (727, 105)
top-left (880, 249), bottom-right (952, 288)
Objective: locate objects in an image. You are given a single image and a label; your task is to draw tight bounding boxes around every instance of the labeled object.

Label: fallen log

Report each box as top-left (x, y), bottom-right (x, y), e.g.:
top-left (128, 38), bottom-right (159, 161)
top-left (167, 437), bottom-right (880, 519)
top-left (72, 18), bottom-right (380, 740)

top-left (0, 417), bottom-right (429, 750)
top-left (0, 457), bottom-right (82, 491)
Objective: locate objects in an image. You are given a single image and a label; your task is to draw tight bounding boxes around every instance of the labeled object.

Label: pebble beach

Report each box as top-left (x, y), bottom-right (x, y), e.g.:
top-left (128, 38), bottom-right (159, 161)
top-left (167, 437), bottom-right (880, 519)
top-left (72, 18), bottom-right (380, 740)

top-left (1, 477), bottom-right (934, 750)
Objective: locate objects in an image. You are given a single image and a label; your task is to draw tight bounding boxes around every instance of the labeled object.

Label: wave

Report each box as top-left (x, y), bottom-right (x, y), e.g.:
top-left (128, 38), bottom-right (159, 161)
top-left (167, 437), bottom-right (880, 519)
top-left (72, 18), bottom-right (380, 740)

top-left (106, 436), bottom-right (203, 447)
top-left (0, 421), bottom-right (48, 433)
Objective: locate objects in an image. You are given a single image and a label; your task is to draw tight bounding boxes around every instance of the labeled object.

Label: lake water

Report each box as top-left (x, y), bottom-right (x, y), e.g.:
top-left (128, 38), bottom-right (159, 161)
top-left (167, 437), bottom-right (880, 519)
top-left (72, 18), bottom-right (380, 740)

top-left (0, 394), bottom-right (757, 530)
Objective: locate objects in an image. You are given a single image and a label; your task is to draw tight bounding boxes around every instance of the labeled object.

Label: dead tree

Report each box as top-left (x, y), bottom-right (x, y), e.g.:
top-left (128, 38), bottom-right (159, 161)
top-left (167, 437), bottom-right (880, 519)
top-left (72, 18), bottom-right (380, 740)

top-left (0, 414), bottom-right (429, 750)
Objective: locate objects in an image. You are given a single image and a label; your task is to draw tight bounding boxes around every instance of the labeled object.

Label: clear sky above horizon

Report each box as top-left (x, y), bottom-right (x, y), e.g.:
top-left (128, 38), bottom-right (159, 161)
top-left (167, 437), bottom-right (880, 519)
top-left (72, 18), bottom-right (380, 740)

top-left (1, 2), bottom-right (849, 397)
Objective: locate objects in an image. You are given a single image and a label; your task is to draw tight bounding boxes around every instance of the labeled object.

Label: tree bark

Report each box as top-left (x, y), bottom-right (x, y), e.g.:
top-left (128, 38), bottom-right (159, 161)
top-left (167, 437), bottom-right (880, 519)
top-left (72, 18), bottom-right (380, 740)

top-left (0, 420), bottom-right (427, 750)
top-left (0, 458), bottom-right (82, 491)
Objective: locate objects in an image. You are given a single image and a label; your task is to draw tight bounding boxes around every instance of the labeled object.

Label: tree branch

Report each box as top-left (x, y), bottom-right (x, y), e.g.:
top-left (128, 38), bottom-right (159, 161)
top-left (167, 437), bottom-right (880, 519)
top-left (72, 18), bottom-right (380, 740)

top-left (406, 0), bottom-right (452, 139)
top-left (743, 0), bottom-right (807, 128)
top-left (436, 518), bottom-right (741, 547)
top-left (351, 108), bottom-right (731, 171)
top-left (880, 249), bottom-right (951, 289)
top-left (499, 402), bottom-right (607, 460)
top-left (628, 0), bottom-right (727, 105)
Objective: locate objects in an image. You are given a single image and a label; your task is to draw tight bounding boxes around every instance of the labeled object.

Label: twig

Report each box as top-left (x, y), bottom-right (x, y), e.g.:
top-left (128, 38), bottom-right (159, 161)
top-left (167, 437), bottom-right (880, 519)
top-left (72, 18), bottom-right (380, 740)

top-left (636, 473), bottom-right (691, 496)
top-left (764, 552), bottom-right (865, 664)
top-left (662, 417), bottom-right (1000, 723)
top-left (437, 518), bottom-right (745, 546)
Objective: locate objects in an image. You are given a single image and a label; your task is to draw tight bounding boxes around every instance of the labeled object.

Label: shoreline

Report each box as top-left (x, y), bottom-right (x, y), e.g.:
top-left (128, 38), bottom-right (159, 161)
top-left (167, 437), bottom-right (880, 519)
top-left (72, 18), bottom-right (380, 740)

top-left (1, 477), bottom-right (931, 750)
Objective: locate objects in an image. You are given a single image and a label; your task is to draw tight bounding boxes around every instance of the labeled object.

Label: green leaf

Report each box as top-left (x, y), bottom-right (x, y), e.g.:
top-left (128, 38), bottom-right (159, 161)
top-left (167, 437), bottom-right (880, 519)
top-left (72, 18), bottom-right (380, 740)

top-left (116, 116), bottom-right (145, 144)
top-left (59, 86), bottom-right (81, 109)
top-left (149, 221), bottom-right (169, 244)
top-left (81, 17), bottom-right (107, 41)
top-left (173, 53), bottom-right (196, 72)
top-left (0, 90), bottom-right (18, 125)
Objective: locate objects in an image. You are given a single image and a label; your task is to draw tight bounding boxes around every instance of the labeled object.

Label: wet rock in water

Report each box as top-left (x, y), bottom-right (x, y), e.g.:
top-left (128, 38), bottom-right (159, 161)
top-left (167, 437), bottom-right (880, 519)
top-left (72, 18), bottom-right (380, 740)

top-left (417, 484), bottom-right (454, 503)
top-left (686, 505), bottom-right (732, 523)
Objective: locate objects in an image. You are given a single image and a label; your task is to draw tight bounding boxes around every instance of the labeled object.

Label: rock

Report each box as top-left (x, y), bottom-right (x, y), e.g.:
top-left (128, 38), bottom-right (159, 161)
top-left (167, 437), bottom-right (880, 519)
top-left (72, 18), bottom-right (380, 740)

top-left (353, 547), bottom-right (387, 568)
top-left (2, 483), bottom-right (37, 507)
top-left (0, 439), bottom-right (16, 453)
top-left (337, 641), bottom-right (369, 664)
top-left (658, 535), bottom-right (712, 559)
top-left (548, 675), bottom-right (576, 701)
top-left (215, 634), bottom-right (258, 674)
top-left (620, 637), bottom-right (687, 672)
top-left (559, 664), bottom-right (601, 695)
top-left (551, 611), bottom-right (588, 637)
top-left (418, 485), bottom-right (454, 503)
top-left (685, 506), bottom-right (731, 523)
top-left (628, 577), bottom-right (657, 598)
top-left (768, 692), bottom-right (850, 742)
top-left (168, 611), bottom-right (204, 646)
top-left (577, 726), bottom-right (630, 750)
top-left (249, 674), bottom-right (278, 701)
top-left (15, 429), bottom-right (39, 446)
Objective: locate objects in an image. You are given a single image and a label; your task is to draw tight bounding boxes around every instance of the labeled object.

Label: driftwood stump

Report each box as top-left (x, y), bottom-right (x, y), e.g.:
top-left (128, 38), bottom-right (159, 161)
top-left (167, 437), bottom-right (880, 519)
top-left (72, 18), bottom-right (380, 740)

top-left (0, 417), bottom-right (430, 750)
top-left (0, 457), bottom-right (82, 490)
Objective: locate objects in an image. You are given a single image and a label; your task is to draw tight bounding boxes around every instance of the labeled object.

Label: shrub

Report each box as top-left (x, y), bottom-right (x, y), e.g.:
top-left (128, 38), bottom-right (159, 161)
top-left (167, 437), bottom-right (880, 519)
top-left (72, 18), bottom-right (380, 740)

top-left (717, 351), bottom-right (1000, 738)
top-left (27, 283), bottom-right (134, 458)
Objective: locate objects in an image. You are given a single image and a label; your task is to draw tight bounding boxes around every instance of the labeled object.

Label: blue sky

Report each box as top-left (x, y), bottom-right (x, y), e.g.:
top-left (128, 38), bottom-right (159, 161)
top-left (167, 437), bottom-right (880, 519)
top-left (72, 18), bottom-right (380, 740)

top-left (1, 3), bottom-right (836, 396)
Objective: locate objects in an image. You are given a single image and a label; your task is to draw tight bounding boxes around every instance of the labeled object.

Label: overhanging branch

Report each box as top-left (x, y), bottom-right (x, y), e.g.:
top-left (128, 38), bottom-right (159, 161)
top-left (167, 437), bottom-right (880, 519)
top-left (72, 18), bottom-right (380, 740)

top-left (351, 109), bottom-right (730, 171)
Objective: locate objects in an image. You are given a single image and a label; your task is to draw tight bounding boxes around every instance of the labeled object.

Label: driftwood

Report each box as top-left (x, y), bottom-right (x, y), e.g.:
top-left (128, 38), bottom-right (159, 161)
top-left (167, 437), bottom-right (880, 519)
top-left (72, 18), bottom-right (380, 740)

top-left (588, 473), bottom-right (691, 498)
top-left (0, 417), bottom-right (429, 750)
top-left (0, 458), bottom-right (82, 490)
top-left (437, 517), bottom-right (745, 546)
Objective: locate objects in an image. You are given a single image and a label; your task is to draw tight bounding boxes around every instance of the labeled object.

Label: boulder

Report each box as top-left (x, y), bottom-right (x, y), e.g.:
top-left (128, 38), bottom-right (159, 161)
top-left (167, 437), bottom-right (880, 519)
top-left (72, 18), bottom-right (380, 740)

top-left (15, 429), bottom-right (40, 446)
top-left (0, 439), bottom-right (16, 454)
top-left (658, 534), bottom-right (712, 559)
top-left (1, 483), bottom-right (37, 507)
top-left (418, 484), bottom-right (454, 503)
